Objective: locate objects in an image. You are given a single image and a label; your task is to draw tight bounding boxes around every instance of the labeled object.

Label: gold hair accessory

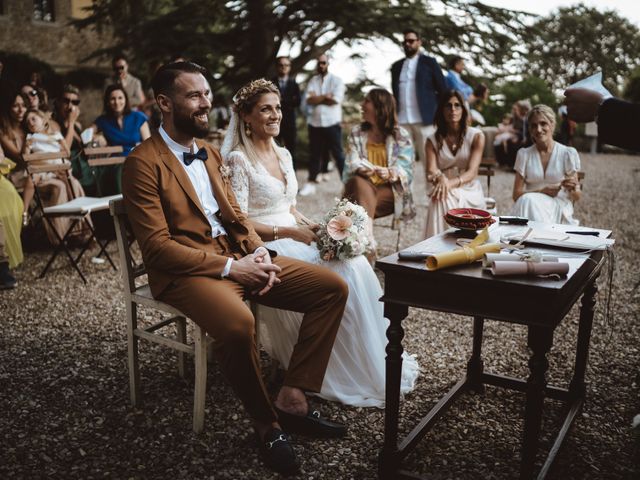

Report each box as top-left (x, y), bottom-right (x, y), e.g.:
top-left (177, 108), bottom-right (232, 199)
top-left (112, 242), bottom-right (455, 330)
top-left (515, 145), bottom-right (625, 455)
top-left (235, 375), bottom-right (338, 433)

top-left (232, 78), bottom-right (278, 109)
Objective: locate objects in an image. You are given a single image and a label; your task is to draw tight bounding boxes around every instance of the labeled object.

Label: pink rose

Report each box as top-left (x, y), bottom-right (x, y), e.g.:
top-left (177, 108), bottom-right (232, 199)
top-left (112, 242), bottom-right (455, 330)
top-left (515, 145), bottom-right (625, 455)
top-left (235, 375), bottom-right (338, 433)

top-left (326, 215), bottom-right (353, 241)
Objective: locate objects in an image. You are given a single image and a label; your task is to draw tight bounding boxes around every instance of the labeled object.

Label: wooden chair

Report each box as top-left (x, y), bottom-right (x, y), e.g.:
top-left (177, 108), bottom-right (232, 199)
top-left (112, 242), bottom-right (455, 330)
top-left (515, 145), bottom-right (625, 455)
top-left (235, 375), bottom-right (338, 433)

top-left (110, 198), bottom-right (265, 433)
top-left (85, 145), bottom-right (126, 195)
top-left (22, 151), bottom-right (119, 283)
top-left (110, 197), bottom-right (209, 433)
top-left (479, 126), bottom-right (498, 213)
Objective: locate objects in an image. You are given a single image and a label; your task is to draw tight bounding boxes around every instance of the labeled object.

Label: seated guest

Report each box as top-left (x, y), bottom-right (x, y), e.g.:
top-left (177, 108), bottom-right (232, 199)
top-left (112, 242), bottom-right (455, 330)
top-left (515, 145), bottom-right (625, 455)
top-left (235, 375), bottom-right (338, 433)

top-left (92, 85), bottom-right (150, 194)
top-left (0, 219), bottom-right (18, 289)
top-left (124, 61), bottom-right (349, 475)
top-left (511, 104), bottom-right (581, 225)
top-left (342, 88), bottom-right (415, 250)
top-left (52, 85), bottom-right (97, 195)
top-left (22, 109), bottom-right (88, 244)
top-left (424, 90), bottom-right (485, 238)
top-left (223, 80), bottom-right (419, 408)
top-left (496, 99), bottom-right (530, 168)
top-left (0, 90), bottom-right (28, 164)
top-left (20, 84), bottom-right (59, 131)
top-left (0, 145), bottom-right (23, 273)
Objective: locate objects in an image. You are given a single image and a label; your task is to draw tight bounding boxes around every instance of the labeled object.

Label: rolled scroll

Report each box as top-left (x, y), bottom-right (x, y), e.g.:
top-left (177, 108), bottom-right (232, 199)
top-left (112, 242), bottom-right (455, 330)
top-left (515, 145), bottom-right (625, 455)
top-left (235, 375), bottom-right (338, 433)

top-left (482, 253), bottom-right (559, 267)
top-left (489, 261), bottom-right (569, 277)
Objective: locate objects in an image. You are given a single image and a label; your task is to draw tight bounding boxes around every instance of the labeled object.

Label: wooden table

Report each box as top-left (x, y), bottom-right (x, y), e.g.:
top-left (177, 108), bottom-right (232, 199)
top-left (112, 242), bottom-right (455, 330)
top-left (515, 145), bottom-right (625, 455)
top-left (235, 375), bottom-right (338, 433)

top-left (376, 223), bottom-right (610, 480)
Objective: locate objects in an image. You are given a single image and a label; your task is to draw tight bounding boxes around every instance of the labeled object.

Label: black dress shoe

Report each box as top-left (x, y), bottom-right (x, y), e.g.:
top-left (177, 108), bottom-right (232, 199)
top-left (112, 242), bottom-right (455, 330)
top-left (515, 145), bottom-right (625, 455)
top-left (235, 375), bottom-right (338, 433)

top-left (275, 406), bottom-right (347, 438)
top-left (257, 427), bottom-right (299, 476)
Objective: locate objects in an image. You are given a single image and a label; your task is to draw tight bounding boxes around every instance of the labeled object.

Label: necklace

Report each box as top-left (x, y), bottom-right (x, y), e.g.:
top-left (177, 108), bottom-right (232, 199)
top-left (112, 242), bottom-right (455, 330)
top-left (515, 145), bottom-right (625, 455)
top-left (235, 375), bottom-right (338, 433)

top-left (445, 134), bottom-right (460, 154)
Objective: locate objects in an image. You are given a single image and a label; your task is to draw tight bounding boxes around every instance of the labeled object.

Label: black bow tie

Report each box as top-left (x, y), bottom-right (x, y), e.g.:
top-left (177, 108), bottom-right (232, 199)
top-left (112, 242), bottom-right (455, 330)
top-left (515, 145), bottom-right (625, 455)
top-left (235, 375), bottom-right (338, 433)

top-left (183, 147), bottom-right (208, 166)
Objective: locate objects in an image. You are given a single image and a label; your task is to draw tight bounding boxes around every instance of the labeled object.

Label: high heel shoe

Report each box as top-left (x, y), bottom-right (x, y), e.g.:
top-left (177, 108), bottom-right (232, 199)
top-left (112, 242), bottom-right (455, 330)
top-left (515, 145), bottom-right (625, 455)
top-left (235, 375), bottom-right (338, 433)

top-left (22, 212), bottom-right (30, 227)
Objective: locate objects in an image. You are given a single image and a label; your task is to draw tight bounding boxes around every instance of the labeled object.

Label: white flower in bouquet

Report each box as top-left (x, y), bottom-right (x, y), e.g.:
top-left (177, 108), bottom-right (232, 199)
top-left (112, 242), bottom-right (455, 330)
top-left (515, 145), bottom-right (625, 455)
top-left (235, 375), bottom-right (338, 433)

top-left (317, 198), bottom-right (371, 261)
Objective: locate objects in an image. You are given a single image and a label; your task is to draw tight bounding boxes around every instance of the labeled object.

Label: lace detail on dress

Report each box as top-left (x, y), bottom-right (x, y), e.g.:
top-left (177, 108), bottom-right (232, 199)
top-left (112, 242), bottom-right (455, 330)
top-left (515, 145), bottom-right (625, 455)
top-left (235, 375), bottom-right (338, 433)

top-left (225, 148), bottom-right (298, 221)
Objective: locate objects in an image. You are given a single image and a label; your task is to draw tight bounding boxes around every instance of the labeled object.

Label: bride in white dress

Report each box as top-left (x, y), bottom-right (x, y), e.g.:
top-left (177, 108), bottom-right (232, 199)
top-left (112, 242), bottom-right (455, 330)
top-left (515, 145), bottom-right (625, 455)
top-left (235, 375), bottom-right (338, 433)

top-left (221, 79), bottom-right (419, 407)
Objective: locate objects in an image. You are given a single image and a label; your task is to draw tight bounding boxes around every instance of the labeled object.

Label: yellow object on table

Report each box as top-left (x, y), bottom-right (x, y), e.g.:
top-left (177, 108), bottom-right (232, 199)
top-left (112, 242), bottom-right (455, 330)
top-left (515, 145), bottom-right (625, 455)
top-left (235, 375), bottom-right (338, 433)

top-left (425, 227), bottom-right (501, 271)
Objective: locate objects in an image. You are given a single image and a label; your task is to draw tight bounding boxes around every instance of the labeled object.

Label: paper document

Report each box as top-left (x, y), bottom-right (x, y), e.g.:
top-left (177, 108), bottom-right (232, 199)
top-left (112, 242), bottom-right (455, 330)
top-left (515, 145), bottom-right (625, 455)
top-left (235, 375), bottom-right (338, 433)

top-left (567, 72), bottom-right (612, 99)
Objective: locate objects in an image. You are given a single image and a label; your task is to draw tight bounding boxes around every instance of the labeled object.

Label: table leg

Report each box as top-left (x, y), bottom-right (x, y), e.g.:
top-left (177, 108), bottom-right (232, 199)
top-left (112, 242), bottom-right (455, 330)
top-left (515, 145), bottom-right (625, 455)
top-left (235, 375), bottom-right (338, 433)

top-left (520, 326), bottom-right (553, 479)
top-left (379, 302), bottom-right (408, 479)
top-left (569, 279), bottom-right (598, 401)
top-left (466, 316), bottom-right (485, 393)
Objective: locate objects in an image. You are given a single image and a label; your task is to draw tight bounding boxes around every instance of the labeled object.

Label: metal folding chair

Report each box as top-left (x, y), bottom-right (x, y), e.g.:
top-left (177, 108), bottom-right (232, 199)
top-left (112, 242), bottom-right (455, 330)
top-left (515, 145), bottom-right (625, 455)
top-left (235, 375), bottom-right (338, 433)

top-left (22, 151), bottom-right (120, 283)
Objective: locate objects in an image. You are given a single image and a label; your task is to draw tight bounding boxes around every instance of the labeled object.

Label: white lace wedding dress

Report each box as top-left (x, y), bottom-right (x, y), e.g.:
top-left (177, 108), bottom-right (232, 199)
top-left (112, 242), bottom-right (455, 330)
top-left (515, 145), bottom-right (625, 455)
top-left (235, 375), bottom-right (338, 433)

top-left (226, 147), bottom-right (419, 407)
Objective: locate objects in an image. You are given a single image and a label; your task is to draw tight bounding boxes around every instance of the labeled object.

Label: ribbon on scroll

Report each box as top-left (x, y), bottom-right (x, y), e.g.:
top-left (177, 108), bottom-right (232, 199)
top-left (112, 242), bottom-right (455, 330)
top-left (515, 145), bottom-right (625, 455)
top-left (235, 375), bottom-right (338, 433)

top-left (425, 228), bottom-right (501, 271)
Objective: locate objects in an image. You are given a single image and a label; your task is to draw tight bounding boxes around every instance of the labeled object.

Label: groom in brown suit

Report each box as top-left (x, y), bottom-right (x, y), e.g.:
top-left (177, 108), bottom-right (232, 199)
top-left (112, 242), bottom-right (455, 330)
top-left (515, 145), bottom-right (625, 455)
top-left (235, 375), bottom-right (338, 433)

top-left (122, 62), bottom-right (348, 475)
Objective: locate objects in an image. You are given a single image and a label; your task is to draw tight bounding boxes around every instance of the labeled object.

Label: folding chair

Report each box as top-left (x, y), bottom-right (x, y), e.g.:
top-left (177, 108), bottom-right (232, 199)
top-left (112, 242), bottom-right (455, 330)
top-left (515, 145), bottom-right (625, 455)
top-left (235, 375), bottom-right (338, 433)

top-left (22, 151), bottom-right (120, 283)
top-left (85, 145), bottom-right (126, 194)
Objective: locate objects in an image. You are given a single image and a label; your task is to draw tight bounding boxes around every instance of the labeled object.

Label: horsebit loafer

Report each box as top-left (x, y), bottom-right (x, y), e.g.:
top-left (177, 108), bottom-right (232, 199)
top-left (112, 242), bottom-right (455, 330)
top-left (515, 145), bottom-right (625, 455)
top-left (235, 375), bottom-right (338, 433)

top-left (258, 427), bottom-right (299, 476)
top-left (275, 406), bottom-right (347, 437)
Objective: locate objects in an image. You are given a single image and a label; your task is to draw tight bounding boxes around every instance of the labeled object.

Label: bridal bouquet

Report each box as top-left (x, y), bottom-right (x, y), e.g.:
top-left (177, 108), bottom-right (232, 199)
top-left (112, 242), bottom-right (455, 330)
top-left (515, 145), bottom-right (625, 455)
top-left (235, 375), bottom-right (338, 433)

top-left (316, 198), bottom-right (371, 261)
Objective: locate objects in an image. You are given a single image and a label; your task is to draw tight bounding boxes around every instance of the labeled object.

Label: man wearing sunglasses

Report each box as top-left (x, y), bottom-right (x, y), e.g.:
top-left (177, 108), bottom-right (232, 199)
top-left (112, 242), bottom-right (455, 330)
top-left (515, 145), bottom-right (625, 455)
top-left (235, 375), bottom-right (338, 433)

top-left (391, 29), bottom-right (446, 163)
top-left (104, 54), bottom-right (145, 110)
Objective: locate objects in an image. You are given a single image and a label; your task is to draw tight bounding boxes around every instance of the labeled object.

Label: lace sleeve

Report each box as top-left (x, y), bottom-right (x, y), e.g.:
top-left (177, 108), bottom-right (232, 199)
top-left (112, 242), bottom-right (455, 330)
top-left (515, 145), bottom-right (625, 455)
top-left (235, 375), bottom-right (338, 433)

top-left (226, 151), bottom-right (250, 213)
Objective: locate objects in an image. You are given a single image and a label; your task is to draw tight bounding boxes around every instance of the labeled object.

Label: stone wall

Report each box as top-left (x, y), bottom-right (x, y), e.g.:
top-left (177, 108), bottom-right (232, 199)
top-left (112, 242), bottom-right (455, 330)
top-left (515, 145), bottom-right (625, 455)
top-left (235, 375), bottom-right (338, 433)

top-left (0, 0), bottom-right (111, 73)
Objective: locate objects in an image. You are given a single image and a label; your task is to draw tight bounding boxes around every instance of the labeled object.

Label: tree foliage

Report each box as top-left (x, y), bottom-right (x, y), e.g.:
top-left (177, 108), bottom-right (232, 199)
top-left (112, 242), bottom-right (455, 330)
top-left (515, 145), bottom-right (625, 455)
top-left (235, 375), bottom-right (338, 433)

top-left (524, 4), bottom-right (640, 93)
top-left (73, 0), bottom-right (531, 92)
top-left (482, 76), bottom-right (556, 127)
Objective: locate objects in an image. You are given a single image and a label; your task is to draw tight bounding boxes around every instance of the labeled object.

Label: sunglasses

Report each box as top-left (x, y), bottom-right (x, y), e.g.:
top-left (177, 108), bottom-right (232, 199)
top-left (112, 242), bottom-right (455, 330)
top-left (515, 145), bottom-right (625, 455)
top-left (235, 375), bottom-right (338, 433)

top-left (278, 63), bottom-right (291, 67)
top-left (317, 61), bottom-right (327, 65)
top-left (26, 90), bottom-right (38, 97)
top-left (62, 98), bottom-right (81, 106)
top-left (403, 38), bottom-right (418, 44)
top-left (114, 65), bottom-right (125, 71)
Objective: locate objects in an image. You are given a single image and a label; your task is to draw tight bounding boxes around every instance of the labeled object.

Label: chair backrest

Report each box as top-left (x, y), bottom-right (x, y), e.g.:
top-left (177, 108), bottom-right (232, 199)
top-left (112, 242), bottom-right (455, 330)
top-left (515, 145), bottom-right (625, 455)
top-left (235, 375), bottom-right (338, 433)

top-left (85, 145), bottom-right (126, 167)
top-left (110, 197), bottom-right (145, 295)
top-left (23, 151), bottom-right (72, 175)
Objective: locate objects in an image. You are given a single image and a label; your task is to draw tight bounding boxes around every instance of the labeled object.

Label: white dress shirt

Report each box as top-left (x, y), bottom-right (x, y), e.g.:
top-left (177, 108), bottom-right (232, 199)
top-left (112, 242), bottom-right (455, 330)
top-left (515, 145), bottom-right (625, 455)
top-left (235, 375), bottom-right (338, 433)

top-left (305, 72), bottom-right (345, 127)
top-left (158, 125), bottom-right (234, 276)
top-left (397, 55), bottom-right (422, 124)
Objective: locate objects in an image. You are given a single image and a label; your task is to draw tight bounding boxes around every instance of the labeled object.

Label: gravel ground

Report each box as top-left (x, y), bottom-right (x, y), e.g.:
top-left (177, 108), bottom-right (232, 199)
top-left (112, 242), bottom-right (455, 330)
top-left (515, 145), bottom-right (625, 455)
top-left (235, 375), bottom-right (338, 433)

top-left (1, 153), bottom-right (639, 479)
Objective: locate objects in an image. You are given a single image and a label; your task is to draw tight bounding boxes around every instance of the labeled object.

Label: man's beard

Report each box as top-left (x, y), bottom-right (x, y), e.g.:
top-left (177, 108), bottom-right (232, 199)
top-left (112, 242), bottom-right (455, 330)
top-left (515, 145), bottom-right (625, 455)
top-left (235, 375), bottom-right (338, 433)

top-left (174, 106), bottom-right (210, 138)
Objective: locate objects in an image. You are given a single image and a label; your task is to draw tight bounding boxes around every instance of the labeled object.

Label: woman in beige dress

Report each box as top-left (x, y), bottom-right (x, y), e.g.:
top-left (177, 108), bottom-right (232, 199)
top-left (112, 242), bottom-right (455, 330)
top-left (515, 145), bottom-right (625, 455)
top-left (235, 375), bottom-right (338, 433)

top-left (424, 90), bottom-right (486, 238)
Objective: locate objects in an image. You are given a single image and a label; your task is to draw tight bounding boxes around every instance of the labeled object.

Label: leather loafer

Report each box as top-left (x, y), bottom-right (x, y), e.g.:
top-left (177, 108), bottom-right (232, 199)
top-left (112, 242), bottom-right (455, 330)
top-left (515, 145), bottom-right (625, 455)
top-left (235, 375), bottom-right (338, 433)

top-left (257, 427), bottom-right (299, 476)
top-left (275, 406), bottom-right (347, 438)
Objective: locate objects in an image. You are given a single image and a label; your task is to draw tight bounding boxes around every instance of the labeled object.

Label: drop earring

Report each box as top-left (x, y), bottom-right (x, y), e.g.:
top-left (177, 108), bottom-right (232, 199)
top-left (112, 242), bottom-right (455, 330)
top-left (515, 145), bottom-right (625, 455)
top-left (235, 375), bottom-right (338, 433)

top-left (245, 122), bottom-right (252, 137)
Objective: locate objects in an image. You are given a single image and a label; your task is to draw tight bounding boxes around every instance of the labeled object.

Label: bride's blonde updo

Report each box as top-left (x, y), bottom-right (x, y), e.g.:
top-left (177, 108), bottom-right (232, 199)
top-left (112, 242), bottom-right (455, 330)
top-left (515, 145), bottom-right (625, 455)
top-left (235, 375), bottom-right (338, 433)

top-left (232, 78), bottom-right (280, 115)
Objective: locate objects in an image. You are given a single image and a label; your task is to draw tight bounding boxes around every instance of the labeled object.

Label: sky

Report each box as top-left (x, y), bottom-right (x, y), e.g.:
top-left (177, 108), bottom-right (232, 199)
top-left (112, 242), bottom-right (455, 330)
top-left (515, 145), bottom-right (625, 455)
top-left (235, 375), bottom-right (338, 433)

top-left (327, 0), bottom-right (640, 89)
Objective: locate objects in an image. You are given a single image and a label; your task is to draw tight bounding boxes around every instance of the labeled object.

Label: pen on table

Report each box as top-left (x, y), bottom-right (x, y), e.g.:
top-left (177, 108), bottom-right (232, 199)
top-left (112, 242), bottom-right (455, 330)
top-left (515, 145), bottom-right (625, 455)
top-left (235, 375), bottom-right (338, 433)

top-left (565, 230), bottom-right (600, 236)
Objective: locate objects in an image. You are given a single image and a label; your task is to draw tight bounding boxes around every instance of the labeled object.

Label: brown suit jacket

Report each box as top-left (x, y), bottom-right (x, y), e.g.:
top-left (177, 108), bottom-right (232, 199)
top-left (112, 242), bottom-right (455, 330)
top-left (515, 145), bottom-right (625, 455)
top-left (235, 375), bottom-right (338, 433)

top-left (122, 132), bottom-right (265, 298)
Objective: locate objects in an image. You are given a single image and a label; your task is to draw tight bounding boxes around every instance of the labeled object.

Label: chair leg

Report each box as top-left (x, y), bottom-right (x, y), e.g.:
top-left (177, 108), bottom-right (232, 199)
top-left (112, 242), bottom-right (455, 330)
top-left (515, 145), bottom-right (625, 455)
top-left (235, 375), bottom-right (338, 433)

top-left (193, 325), bottom-right (208, 433)
top-left (176, 317), bottom-right (187, 378)
top-left (40, 217), bottom-right (87, 283)
top-left (126, 300), bottom-right (141, 407)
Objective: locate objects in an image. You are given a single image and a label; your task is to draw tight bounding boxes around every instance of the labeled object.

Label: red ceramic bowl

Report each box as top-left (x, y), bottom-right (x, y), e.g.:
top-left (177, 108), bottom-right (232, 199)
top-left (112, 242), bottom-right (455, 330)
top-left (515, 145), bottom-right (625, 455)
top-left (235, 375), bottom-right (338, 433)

top-left (445, 208), bottom-right (495, 231)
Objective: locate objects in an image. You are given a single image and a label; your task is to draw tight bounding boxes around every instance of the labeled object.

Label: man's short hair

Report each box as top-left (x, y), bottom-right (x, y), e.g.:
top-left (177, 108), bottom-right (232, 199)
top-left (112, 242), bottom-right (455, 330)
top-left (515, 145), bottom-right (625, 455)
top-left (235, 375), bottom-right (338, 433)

top-left (151, 61), bottom-right (210, 98)
top-left (112, 54), bottom-right (127, 65)
top-left (276, 55), bottom-right (290, 62)
top-left (448, 56), bottom-right (463, 70)
top-left (402, 28), bottom-right (421, 40)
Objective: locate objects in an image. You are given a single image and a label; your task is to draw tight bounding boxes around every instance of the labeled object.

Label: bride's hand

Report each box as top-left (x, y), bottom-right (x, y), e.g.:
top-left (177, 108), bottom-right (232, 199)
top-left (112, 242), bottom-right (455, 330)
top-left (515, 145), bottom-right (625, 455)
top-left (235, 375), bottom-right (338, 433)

top-left (288, 225), bottom-right (319, 245)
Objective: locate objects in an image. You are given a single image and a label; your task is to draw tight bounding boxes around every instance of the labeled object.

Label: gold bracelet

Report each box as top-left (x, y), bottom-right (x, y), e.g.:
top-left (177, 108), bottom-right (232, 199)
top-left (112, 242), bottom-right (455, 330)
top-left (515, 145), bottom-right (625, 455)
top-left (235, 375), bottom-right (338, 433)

top-left (273, 225), bottom-right (279, 241)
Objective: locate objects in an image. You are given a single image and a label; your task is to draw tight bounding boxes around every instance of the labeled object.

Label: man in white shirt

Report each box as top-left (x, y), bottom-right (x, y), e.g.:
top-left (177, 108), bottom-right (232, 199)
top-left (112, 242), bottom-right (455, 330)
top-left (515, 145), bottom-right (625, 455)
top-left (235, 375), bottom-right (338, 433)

top-left (391, 29), bottom-right (446, 163)
top-left (122, 61), bottom-right (348, 476)
top-left (299, 54), bottom-right (345, 196)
